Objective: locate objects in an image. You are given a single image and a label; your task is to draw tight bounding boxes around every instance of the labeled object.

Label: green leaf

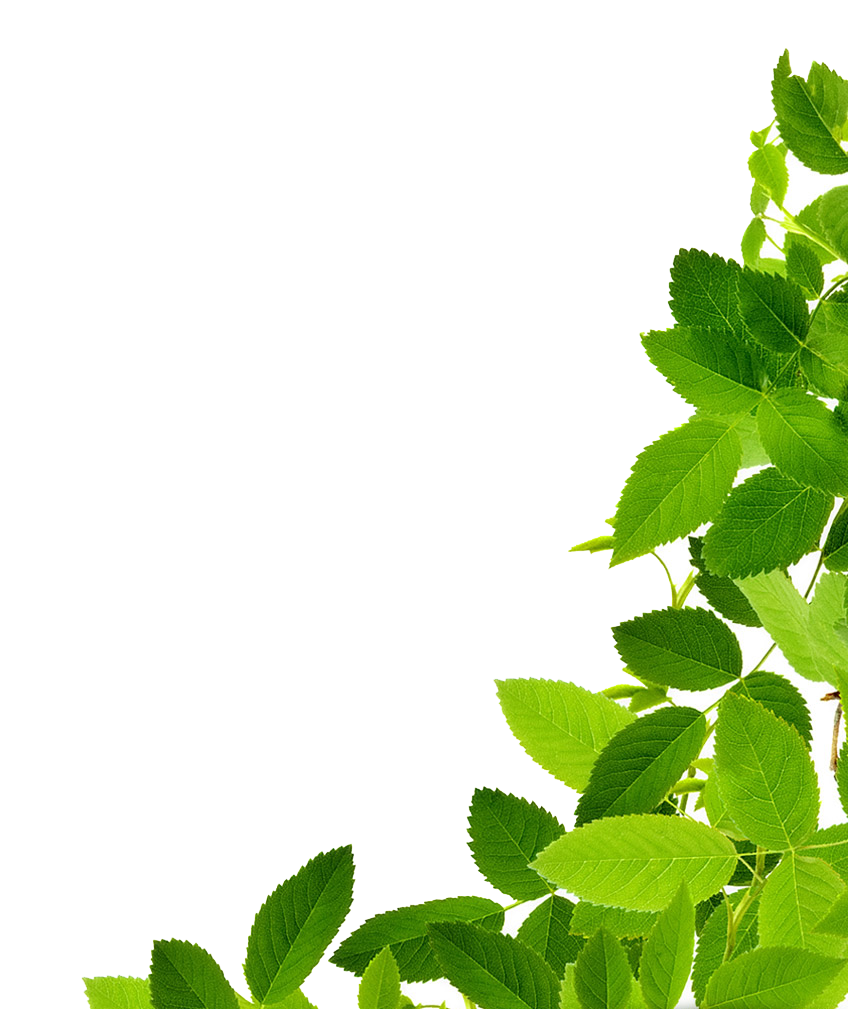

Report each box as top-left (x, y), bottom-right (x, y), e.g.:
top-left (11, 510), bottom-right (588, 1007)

top-left (267, 992), bottom-right (318, 1009)
top-left (824, 503), bottom-right (848, 571)
top-left (467, 788), bottom-right (564, 900)
top-left (702, 769), bottom-right (744, 840)
top-left (611, 416), bottom-right (741, 566)
top-left (772, 50), bottom-right (848, 175)
top-left (758, 389), bottom-right (848, 496)
top-left (819, 185), bottom-right (848, 263)
top-left (737, 268), bottom-right (809, 352)
top-left (838, 738), bottom-right (848, 818)
top-left (737, 410), bottom-right (772, 468)
top-left (688, 536), bottom-right (762, 627)
top-left (786, 241), bottom-right (824, 298)
top-left (801, 302), bottom-right (848, 399)
top-left (627, 686), bottom-right (670, 714)
top-left (495, 679), bottom-right (633, 792)
top-left (749, 146), bottom-right (788, 206)
top-left (612, 607), bottom-right (742, 691)
top-left (808, 571), bottom-right (848, 691)
top-left (702, 945), bottom-right (846, 1009)
top-left (570, 903), bottom-right (659, 941)
top-left (727, 670), bottom-right (813, 746)
top-left (150, 941), bottom-right (238, 1009)
top-left (727, 837), bottom-right (782, 887)
top-left (571, 535), bottom-right (616, 553)
top-left (813, 888), bottom-right (848, 936)
top-left (427, 922), bottom-right (560, 1009)
top-left (244, 846), bottom-right (354, 1005)
top-left (800, 824), bottom-right (848, 882)
top-left (751, 183), bottom-right (770, 215)
top-left (668, 250), bottom-right (746, 339)
top-left (786, 197), bottom-right (838, 267)
top-left (515, 896), bottom-right (584, 978)
top-left (691, 892), bottom-right (759, 1006)
top-left (573, 928), bottom-right (632, 1009)
top-left (358, 947), bottom-right (402, 1009)
top-left (83, 977), bottom-right (152, 1009)
top-left (330, 896), bottom-right (505, 981)
top-left (759, 853), bottom-right (847, 955)
top-left (702, 468), bottom-right (832, 577)
top-left (713, 693), bottom-right (819, 850)
top-left (641, 327), bottom-right (765, 419)
top-left (530, 814), bottom-right (736, 912)
top-left (639, 881), bottom-right (694, 1009)
top-left (574, 707), bottom-right (706, 825)
top-left (741, 217), bottom-right (767, 268)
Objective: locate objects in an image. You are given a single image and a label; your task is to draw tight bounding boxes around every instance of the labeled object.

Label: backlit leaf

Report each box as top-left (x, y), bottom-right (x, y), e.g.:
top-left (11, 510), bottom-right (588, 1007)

top-left (801, 302), bottom-right (848, 399)
top-left (83, 977), bottom-right (152, 1009)
top-left (358, 947), bottom-right (402, 1009)
top-left (727, 670), bottom-right (812, 746)
top-left (819, 185), bottom-right (848, 263)
top-left (759, 853), bottom-right (847, 955)
top-left (749, 146), bottom-right (788, 206)
top-left (515, 896), bottom-right (584, 978)
top-left (570, 903), bottom-right (658, 941)
top-left (702, 945), bottom-right (845, 1009)
top-left (639, 881), bottom-right (694, 1009)
top-left (574, 928), bottom-right (632, 1009)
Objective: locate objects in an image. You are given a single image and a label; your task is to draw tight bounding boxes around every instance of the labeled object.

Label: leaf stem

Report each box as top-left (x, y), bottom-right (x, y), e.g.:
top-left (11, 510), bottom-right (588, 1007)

top-left (651, 551), bottom-right (677, 606)
top-left (675, 571), bottom-right (697, 609)
top-left (723, 847), bottom-right (768, 962)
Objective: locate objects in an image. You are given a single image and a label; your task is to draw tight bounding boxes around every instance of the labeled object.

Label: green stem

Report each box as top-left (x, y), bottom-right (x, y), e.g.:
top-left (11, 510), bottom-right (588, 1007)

top-left (675, 571), bottom-right (697, 609)
top-left (461, 997), bottom-right (477, 1009)
top-left (651, 551), bottom-right (677, 607)
top-left (723, 847), bottom-right (768, 962)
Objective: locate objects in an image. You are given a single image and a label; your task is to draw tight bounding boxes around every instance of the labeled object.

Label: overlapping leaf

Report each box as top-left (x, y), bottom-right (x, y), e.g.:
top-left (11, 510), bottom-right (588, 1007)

top-left (737, 268), bottom-right (809, 352)
top-left (573, 928), bottom-right (632, 1009)
top-left (813, 889), bottom-right (848, 937)
top-left (358, 947), bottom-right (402, 1009)
top-left (530, 815), bottom-right (736, 912)
top-left (668, 249), bottom-right (746, 338)
top-left (702, 467), bottom-right (832, 577)
top-left (819, 185), bottom-right (848, 263)
top-left (330, 896), bottom-right (504, 981)
top-left (83, 977), bottom-right (152, 1009)
top-left (612, 607), bottom-right (742, 691)
top-left (427, 922), bottom-right (559, 1009)
top-left (691, 892), bottom-right (759, 1006)
top-left (758, 389), bottom-right (848, 496)
top-left (749, 146), bottom-right (788, 206)
top-left (570, 902), bottom-right (659, 941)
top-left (688, 536), bottom-right (762, 627)
top-left (515, 896), bottom-right (584, 978)
top-left (802, 302), bottom-right (848, 399)
top-left (495, 679), bottom-right (633, 791)
top-left (713, 693), bottom-right (819, 850)
top-left (611, 417), bottom-right (741, 565)
top-left (727, 670), bottom-right (813, 746)
top-left (244, 846), bottom-right (354, 1005)
top-left (824, 504), bottom-right (848, 571)
top-left (574, 706), bottom-right (706, 825)
top-left (467, 788), bottom-right (564, 900)
top-left (702, 946), bottom-right (846, 1009)
top-left (786, 241), bottom-right (824, 298)
top-left (639, 881), bottom-right (694, 1009)
top-left (798, 824), bottom-right (848, 882)
top-left (150, 941), bottom-right (238, 1009)
top-left (759, 853), bottom-right (847, 954)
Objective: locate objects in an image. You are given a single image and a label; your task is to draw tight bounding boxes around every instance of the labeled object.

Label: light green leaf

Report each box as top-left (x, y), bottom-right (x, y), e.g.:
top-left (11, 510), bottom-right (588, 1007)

top-left (358, 948), bottom-right (402, 1009)
top-left (150, 941), bottom-right (238, 1009)
top-left (813, 888), bottom-right (848, 936)
top-left (809, 571), bottom-right (848, 690)
top-left (824, 503), bottom-right (848, 571)
top-left (611, 416), bottom-right (742, 566)
top-left (786, 241), bottom-right (824, 298)
top-left (800, 824), bottom-right (848, 882)
top-left (713, 693), bottom-right (819, 850)
top-left (668, 250), bottom-right (747, 338)
top-left (801, 302), bottom-right (848, 399)
top-left (330, 896), bottom-right (504, 981)
top-left (266, 992), bottom-right (318, 1009)
top-left (688, 536), bottom-right (762, 627)
top-left (83, 977), bottom-right (152, 1009)
top-left (573, 928), bottom-right (632, 1009)
top-left (702, 945), bottom-right (846, 1009)
top-left (758, 389), bottom-right (848, 496)
top-left (737, 268), bottom-right (809, 352)
top-left (702, 468), bottom-right (832, 577)
top-left (702, 769), bottom-right (744, 840)
top-left (467, 788), bottom-right (564, 900)
top-left (838, 739), bottom-right (848, 819)
top-left (427, 922), bottom-right (560, 1009)
top-left (530, 814), bottom-right (736, 912)
top-left (691, 892), bottom-right (759, 1006)
top-left (574, 706), bottom-right (706, 825)
top-left (786, 197), bottom-right (838, 266)
top-left (759, 853), bottom-right (847, 955)
top-left (727, 670), bottom-right (813, 746)
top-left (819, 185), bottom-right (848, 263)
top-left (751, 182), bottom-right (770, 215)
top-left (612, 607), bottom-right (742, 690)
top-left (741, 217), bottom-right (767, 268)
top-left (628, 686), bottom-right (670, 713)
top-left (749, 146), bottom-right (788, 206)
top-left (772, 50), bottom-right (848, 175)
top-left (571, 535), bottom-right (616, 553)
top-left (516, 895), bottom-right (584, 978)
top-left (244, 846), bottom-right (354, 1005)
top-left (641, 327), bottom-right (765, 419)
top-left (570, 903), bottom-right (658, 941)
top-left (639, 881), bottom-right (694, 1009)
top-left (736, 411), bottom-right (772, 468)
top-left (495, 679), bottom-right (633, 792)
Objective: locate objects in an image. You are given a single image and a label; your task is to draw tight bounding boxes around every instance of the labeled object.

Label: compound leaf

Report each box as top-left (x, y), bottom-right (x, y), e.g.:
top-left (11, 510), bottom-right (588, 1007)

top-left (573, 928), bottom-right (632, 1009)
top-left (150, 941), bottom-right (238, 1009)
top-left (495, 679), bottom-right (633, 792)
top-left (467, 788), bottom-right (564, 900)
top-left (800, 824), bottom-right (848, 882)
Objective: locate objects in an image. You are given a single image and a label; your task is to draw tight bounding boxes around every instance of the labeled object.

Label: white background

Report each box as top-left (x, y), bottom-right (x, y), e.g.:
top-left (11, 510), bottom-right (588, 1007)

top-left (4, 4), bottom-right (848, 1007)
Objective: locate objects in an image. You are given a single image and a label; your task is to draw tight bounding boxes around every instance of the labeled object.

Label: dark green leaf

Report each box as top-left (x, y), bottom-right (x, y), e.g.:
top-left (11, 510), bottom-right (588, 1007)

top-left (737, 268), bottom-right (809, 352)
top-left (825, 505), bottom-right (848, 571)
top-left (244, 846), bottom-right (354, 1005)
top-left (150, 941), bottom-right (238, 1009)
top-left (727, 838), bottom-right (782, 887)
top-left (330, 896), bottom-right (504, 982)
top-left (702, 467), bottom-right (832, 577)
top-left (786, 241), bottom-right (824, 298)
top-left (727, 670), bottom-right (813, 746)
top-left (772, 50), bottom-right (848, 175)
top-left (516, 896), bottom-right (584, 978)
top-left (612, 606), bottom-right (742, 690)
top-left (688, 536), bottom-right (762, 627)
top-left (758, 389), bottom-right (848, 496)
top-left (427, 922), bottom-right (560, 1009)
top-left (573, 929), bottom-right (632, 1009)
top-left (801, 302), bottom-right (848, 399)
top-left (749, 146), bottom-right (788, 206)
top-left (641, 327), bottom-right (765, 419)
top-left (695, 894), bottom-right (725, 937)
top-left (668, 250), bottom-right (746, 338)
top-left (574, 707), bottom-right (706, 825)
top-left (467, 788), bottom-right (564, 900)
top-left (691, 892), bottom-right (759, 1006)
top-left (611, 416), bottom-right (741, 566)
